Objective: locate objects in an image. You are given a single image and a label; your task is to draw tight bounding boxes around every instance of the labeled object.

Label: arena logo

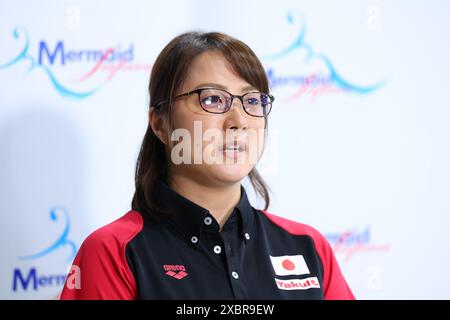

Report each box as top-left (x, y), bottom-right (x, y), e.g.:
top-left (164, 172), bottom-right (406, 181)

top-left (0, 27), bottom-right (150, 99)
top-left (263, 11), bottom-right (384, 102)
top-left (12, 206), bottom-right (77, 292)
top-left (325, 226), bottom-right (389, 263)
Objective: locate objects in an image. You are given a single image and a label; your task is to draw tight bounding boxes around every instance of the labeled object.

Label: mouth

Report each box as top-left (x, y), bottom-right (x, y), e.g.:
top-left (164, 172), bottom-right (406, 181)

top-left (219, 140), bottom-right (247, 153)
top-left (218, 139), bottom-right (248, 163)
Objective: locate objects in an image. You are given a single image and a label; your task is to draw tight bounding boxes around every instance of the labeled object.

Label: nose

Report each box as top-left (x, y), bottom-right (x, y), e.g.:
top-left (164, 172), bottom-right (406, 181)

top-left (224, 97), bottom-right (248, 130)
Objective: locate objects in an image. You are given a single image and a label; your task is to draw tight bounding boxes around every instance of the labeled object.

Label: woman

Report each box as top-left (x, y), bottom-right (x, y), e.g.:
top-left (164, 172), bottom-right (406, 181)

top-left (60, 31), bottom-right (354, 300)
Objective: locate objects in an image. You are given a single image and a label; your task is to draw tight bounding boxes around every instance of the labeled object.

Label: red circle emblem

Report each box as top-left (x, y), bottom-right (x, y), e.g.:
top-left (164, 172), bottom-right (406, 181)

top-left (282, 259), bottom-right (295, 271)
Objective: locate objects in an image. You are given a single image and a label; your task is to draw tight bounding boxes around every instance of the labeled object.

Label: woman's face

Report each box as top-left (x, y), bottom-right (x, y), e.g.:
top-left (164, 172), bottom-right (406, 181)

top-left (166, 50), bottom-right (266, 187)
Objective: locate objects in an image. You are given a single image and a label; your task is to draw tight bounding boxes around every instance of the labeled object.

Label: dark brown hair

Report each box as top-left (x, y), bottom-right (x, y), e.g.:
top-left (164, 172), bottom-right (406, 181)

top-left (132, 31), bottom-right (271, 216)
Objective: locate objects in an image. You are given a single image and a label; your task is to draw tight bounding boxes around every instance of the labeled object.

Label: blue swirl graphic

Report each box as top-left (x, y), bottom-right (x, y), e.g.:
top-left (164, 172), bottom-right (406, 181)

top-left (0, 27), bottom-right (101, 99)
top-left (263, 11), bottom-right (384, 94)
top-left (0, 28), bottom-right (31, 69)
top-left (19, 207), bottom-right (78, 262)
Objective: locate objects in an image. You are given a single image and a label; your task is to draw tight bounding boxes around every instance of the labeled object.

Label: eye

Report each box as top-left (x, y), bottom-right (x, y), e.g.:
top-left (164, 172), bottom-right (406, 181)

top-left (202, 95), bottom-right (222, 105)
top-left (260, 94), bottom-right (271, 106)
top-left (246, 97), bottom-right (260, 106)
top-left (201, 94), bottom-right (229, 112)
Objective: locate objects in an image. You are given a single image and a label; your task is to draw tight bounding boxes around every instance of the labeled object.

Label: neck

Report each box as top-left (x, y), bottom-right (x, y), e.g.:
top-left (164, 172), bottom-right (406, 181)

top-left (167, 175), bottom-right (241, 229)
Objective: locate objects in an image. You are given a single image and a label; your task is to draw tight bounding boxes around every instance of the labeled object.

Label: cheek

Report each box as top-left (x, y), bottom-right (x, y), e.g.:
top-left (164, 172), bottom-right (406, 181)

top-left (169, 107), bottom-right (224, 153)
top-left (247, 118), bottom-right (266, 136)
top-left (171, 104), bottom-right (193, 130)
top-left (250, 117), bottom-right (266, 130)
top-left (248, 119), bottom-right (266, 156)
top-left (172, 106), bottom-right (223, 134)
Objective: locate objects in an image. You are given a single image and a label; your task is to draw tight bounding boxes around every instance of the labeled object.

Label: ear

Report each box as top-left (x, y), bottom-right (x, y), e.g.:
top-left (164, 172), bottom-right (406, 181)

top-left (149, 108), bottom-right (169, 145)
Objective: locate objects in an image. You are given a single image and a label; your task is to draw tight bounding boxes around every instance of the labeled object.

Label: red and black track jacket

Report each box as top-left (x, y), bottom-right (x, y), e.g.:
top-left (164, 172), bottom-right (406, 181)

top-left (60, 180), bottom-right (355, 300)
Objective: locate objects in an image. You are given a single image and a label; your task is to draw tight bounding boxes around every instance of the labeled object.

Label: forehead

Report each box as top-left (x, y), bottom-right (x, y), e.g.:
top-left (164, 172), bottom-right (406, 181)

top-left (181, 51), bottom-right (253, 92)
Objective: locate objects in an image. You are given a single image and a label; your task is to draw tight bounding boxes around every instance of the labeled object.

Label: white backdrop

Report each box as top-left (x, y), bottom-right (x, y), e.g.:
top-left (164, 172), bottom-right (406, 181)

top-left (1, 0), bottom-right (449, 299)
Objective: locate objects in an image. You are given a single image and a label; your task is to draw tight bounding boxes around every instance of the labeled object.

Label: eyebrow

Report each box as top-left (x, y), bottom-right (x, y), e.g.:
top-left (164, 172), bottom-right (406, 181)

top-left (194, 83), bottom-right (258, 93)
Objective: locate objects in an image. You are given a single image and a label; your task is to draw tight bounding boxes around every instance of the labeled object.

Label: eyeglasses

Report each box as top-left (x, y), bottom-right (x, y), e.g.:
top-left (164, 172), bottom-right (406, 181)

top-left (154, 87), bottom-right (274, 118)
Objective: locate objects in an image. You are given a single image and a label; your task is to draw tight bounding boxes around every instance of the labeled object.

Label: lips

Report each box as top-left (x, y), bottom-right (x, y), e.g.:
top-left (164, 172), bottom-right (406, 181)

top-left (219, 140), bottom-right (247, 153)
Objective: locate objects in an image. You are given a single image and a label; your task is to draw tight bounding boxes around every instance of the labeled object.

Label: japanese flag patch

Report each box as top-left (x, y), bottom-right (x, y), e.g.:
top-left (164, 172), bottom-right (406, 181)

top-left (269, 254), bottom-right (310, 276)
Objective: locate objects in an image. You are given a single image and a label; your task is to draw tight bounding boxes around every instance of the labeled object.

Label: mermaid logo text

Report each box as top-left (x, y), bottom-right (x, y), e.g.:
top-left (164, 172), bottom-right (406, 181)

top-left (0, 27), bottom-right (150, 99)
top-left (263, 11), bottom-right (385, 102)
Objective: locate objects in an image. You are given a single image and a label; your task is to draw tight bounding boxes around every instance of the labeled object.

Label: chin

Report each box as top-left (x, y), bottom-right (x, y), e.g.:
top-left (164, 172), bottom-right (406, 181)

top-left (208, 163), bottom-right (253, 184)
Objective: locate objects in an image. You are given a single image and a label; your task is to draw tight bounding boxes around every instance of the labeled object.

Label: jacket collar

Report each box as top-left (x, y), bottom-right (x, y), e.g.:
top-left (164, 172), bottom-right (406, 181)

top-left (152, 179), bottom-right (255, 248)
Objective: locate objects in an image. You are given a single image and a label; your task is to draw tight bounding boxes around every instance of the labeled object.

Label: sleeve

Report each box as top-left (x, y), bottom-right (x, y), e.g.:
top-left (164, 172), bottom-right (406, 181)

top-left (60, 228), bottom-right (137, 300)
top-left (313, 233), bottom-right (355, 300)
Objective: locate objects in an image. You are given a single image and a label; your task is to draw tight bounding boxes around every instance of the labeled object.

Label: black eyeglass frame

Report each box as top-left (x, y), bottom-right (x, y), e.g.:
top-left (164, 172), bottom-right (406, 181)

top-left (154, 87), bottom-right (274, 118)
